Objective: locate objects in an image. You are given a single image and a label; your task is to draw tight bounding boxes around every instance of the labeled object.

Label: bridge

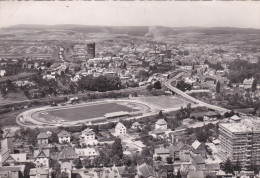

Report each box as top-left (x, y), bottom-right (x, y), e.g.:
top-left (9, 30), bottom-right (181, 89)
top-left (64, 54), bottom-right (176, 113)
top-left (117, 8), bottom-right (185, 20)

top-left (164, 75), bottom-right (230, 113)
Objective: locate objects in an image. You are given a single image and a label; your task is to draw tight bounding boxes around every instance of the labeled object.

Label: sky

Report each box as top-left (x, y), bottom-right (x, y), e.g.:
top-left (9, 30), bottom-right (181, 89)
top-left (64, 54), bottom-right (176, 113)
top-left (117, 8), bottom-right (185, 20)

top-left (0, 1), bottom-right (260, 29)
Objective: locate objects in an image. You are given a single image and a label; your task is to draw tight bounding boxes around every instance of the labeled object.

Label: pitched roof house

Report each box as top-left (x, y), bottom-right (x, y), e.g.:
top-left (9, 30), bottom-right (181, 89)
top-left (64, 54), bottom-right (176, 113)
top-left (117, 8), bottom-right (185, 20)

top-left (153, 148), bottom-right (170, 162)
top-left (29, 168), bottom-right (49, 178)
top-left (168, 141), bottom-right (190, 161)
top-left (37, 132), bottom-right (50, 145)
top-left (75, 147), bottom-right (99, 159)
top-left (100, 165), bottom-right (122, 178)
top-left (0, 165), bottom-right (25, 178)
top-left (155, 119), bottom-right (167, 130)
top-left (136, 163), bottom-right (156, 178)
top-left (34, 149), bottom-right (50, 168)
top-left (1, 138), bottom-right (14, 165)
top-left (80, 128), bottom-right (98, 146)
top-left (58, 130), bottom-right (71, 143)
top-left (191, 140), bottom-right (206, 158)
top-left (190, 154), bottom-right (206, 171)
top-left (58, 146), bottom-right (79, 161)
top-left (115, 122), bottom-right (127, 136)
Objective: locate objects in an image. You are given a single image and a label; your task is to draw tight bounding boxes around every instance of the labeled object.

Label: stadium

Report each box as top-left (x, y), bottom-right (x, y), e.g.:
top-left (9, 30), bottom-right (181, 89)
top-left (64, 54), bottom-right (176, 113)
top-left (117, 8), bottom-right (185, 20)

top-left (17, 96), bottom-right (190, 127)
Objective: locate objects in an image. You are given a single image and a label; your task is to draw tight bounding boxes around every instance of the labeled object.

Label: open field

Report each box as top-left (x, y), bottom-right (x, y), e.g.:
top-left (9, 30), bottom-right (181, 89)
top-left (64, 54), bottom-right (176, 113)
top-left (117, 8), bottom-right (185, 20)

top-left (32, 102), bottom-right (139, 122)
top-left (25, 100), bottom-right (149, 125)
top-left (17, 95), bottom-right (190, 127)
top-left (136, 95), bottom-right (190, 110)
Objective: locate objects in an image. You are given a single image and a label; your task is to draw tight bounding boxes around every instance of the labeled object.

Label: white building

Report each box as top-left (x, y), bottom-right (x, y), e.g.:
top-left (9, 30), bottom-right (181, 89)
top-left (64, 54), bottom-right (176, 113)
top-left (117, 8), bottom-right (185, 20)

top-left (155, 119), bottom-right (167, 130)
top-left (115, 122), bottom-right (127, 136)
top-left (60, 162), bottom-right (72, 178)
top-left (218, 118), bottom-right (260, 167)
top-left (75, 147), bottom-right (99, 159)
top-left (153, 147), bottom-right (170, 162)
top-left (34, 149), bottom-right (50, 168)
top-left (58, 130), bottom-right (71, 143)
top-left (80, 128), bottom-right (98, 146)
top-left (0, 69), bottom-right (6, 77)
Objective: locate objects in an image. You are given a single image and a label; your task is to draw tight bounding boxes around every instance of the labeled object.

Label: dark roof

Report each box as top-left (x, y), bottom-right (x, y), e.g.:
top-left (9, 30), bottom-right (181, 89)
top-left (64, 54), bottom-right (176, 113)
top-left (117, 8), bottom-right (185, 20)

top-left (34, 149), bottom-right (50, 159)
top-left (138, 163), bottom-right (156, 178)
top-left (191, 154), bottom-right (205, 164)
top-left (2, 129), bottom-right (15, 138)
top-left (58, 146), bottom-right (78, 160)
top-left (158, 165), bottom-right (174, 172)
top-left (1, 138), bottom-right (14, 163)
top-left (168, 141), bottom-right (190, 155)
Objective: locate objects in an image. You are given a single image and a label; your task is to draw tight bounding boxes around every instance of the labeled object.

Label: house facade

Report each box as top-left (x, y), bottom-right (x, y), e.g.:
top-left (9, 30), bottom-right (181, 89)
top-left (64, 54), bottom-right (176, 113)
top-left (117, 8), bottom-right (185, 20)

top-left (37, 132), bottom-right (50, 145)
top-left (34, 149), bottom-right (50, 168)
top-left (115, 122), bottom-right (127, 136)
top-left (155, 119), bottom-right (167, 130)
top-left (58, 130), bottom-right (71, 143)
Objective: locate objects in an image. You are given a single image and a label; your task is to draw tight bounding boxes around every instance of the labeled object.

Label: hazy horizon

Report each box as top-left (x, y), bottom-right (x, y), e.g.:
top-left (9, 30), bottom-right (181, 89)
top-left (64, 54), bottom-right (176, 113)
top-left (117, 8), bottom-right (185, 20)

top-left (0, 2), bottom-right (260, 29)
top-left (4, 24), bottom-right (260, 30)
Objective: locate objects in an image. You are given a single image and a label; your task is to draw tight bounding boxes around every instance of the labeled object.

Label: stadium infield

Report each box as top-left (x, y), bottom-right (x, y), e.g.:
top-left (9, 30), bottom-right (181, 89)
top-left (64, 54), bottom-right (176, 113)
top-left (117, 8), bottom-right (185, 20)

top-left (17, 96), bottom-right (190, 127)
top-left (31, 100), bottom-right (149, 124)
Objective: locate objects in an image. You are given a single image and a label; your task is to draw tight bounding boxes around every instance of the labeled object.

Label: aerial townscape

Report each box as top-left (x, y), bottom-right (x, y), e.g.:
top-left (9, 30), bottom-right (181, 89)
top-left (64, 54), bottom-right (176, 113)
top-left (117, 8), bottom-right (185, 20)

top-left (1, 7), bottom-right (260, 178)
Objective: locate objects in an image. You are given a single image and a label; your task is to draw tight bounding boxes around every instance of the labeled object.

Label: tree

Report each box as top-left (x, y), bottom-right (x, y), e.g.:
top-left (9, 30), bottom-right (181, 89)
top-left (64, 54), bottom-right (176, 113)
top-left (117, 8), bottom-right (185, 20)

top-left (158, 110), bottom-right (164, 118)
top-left (111, 138), bottom-right (123, 158)
top-left (221, 158), bottom-right (234, 174)
top-left (82, 157), bottom-right (92, 168)
top-left (176, 169), bottom-right (182, 178)
top-left (24, 162), bottom-right (36, 178)
top-left (166, 157), bottom-right (173, 164)
top-left (156, 156), bottom-right (162, 161)
top-left (137, 70), bottom-right (150, 79)
top-left (50, 158), bottom-right (61, 178)
top-left (248, 162), bottom-right (259, 175)
top-left (186, 103), bottom-right (192, 117)
top-left (153, 81), bottom-right (161, 89)
top-left (252, 79), bottom-right (257, 92)
top-left (122, 155), bottom-right (132, 167)
top-left (176, 81), bottom-right (192, 92)
top-left (146, 84), bottom-right (154, 91)
top-left (50, 132), bottom-right (59, 143)
top-left (73, 158), bottom-right (83, 169)
top-left (216, 81), bottom-right (221, 93)
top-left (141, 147), bottom-right (152, 158)
top-left (233, 158), bottom-right (241, 173)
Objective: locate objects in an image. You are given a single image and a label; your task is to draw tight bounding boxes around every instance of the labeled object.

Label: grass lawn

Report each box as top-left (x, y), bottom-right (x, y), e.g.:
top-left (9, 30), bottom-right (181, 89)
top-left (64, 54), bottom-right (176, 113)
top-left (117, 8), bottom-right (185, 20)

top-left (34, 103), bottom-right (135, 122)
top-left (137, 96), bottom-right (188, 109)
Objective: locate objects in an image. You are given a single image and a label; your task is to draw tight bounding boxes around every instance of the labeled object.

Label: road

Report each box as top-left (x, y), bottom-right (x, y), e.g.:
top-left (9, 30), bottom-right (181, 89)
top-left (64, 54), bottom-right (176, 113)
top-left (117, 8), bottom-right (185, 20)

top-left (165, 75), bottom-right (230, 113)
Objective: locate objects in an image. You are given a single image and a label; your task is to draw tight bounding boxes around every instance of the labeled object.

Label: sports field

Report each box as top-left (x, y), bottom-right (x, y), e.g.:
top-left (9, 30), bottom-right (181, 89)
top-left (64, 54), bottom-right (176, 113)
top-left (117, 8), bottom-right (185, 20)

top-left (136, 96), bottom-right (189, 110)
top-left (31, 101), bottom-right (148, 123)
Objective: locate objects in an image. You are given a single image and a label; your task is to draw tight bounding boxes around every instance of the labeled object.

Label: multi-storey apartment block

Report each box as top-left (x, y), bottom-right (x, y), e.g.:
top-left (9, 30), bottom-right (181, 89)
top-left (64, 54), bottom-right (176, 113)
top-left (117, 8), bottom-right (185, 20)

top-left (218, 118), bottom-right (260, 169)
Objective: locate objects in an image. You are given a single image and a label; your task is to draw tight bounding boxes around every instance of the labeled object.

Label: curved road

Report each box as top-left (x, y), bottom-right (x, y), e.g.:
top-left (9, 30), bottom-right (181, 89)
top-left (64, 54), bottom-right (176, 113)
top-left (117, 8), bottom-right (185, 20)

top-left (165, 76), bottom-right (230, 113)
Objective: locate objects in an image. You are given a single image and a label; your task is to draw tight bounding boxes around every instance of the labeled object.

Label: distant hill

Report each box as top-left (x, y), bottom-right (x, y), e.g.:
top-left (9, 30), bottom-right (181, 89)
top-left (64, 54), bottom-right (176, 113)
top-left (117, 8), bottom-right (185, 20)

top-left (3, 24), bottom-right (260, 37)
